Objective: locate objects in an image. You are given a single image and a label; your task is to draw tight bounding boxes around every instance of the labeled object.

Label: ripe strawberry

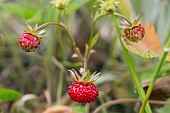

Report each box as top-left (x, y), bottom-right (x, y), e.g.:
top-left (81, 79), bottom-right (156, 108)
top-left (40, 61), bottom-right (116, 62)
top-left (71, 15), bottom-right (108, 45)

top-left (68, 82), bottom-right (99, 103)
top-left (19, 24), bottom-right (45, 52)
top-left (123, 24), bottom-right (145, 42)
top-left (68, 69), bottom-right (100, 104)
top-left (19, 33), bottom-right (40, 52)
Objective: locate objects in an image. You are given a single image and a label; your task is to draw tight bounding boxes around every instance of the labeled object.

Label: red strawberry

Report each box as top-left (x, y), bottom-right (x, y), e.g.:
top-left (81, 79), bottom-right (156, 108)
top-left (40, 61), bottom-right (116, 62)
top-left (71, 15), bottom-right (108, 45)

top-left (123, 24), bottom-right (145, 42)
top-left (68, 82), bottom-right (99, 103)
top-left (19, 33), bottom-right (40, 52)
top-left (68, 69), bottom-right (100, 104)
top-left (19, 24), bottom-right (45, 52)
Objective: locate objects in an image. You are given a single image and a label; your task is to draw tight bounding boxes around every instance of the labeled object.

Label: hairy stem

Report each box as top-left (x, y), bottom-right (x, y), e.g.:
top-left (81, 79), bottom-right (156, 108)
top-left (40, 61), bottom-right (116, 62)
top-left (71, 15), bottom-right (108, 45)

top-left (35, 22), bottom-right (83, 60)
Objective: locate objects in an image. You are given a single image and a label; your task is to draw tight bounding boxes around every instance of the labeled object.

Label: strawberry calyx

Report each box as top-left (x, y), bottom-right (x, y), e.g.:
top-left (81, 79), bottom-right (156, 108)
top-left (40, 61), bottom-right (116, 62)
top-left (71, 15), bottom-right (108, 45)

top-left (23, 24), bottom-right (46, 39)
top-left (68, 68), bottom-right (101, 84)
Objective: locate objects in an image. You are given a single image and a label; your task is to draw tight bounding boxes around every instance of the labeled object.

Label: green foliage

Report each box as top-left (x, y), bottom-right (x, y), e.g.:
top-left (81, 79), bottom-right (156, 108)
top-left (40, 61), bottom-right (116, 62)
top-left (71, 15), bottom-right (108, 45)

top-left (73, 105), bottom-right (85, 113)
top-left (0, 88), bottom-right (21, 102)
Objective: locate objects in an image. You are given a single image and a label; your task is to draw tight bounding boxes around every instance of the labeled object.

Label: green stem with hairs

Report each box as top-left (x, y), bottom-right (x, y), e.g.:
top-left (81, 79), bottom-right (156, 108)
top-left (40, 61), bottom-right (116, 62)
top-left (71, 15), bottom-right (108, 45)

top-left (139, 36), bottom-right (170, 113)
top-left (112, 14), bottom-right (152, 113)
top-left (36, 22), bottom-right (83, 60)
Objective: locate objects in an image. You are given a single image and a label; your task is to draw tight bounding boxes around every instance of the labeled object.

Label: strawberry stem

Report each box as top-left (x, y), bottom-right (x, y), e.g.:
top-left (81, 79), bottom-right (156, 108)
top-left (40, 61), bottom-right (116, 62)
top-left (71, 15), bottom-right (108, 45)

top-left (86, 13), bottom-right (108, 60)
top-left (114, 12), bottom-right (132, 26)
top-left (35, 22), bottom-right (83, 61)
top-left (35, 22), bottom-right (65, 32)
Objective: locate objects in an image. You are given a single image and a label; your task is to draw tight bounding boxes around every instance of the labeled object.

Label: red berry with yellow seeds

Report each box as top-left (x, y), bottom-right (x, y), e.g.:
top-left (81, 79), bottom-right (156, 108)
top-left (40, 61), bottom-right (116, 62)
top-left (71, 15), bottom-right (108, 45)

top-left (68, 69), bottom-right (100, 104)
top-left (19, 33), bottom-right (40, 52)
top-left (19, 24), bottom-right (45, 52)
top-left (123, 24), bottom-right (145, 42)
top-left (68, 82), bottom-right (99, 103)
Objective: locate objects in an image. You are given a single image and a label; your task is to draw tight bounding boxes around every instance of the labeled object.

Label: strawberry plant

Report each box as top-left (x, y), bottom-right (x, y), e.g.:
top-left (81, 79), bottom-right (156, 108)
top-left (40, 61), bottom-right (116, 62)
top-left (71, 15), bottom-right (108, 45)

top-left (0, 0), bottom-right (170, 113)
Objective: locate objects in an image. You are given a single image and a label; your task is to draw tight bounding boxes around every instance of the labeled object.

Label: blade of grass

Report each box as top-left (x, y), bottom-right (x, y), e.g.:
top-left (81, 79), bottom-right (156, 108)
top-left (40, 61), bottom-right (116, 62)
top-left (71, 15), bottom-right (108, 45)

top-left (139, 35), bottom-right (170, 113)
top-left (112, 14), bottom-right (152, 113)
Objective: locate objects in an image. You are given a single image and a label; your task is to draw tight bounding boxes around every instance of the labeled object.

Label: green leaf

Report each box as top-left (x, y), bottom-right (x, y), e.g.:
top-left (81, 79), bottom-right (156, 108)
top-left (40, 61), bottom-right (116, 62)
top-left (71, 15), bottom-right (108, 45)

top-left (90, 34), bottom-right (99, 48)
top-left (0, 88), bottom-right (22, 102)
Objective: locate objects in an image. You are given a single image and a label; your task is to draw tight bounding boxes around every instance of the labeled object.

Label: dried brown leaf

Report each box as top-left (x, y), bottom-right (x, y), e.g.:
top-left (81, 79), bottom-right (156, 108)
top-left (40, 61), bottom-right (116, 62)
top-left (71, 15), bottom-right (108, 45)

top-left (134, 76), bottom-right (170, 112)
top-left (43, 105), bottom-right (76, 113)
top-left (124, 20), bottom-right (170, 61)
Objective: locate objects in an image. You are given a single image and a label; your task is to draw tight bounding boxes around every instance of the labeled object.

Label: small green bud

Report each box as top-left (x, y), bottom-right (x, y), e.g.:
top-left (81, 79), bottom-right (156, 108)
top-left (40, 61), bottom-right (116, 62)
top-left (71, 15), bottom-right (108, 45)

top-left (105, 4), bottom-right (116, 14)
top-left (50, 0), bottom-right (68, 10)
top-left (99, 0), bottom-right (118, 14)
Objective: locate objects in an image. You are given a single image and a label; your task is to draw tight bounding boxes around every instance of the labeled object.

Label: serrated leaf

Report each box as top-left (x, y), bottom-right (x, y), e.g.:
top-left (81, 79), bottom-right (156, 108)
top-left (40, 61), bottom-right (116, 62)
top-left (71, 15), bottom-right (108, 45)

top-left (90, 34), bottom-right (99, 48)
top-left (0, 88), bottom-right (22, 102)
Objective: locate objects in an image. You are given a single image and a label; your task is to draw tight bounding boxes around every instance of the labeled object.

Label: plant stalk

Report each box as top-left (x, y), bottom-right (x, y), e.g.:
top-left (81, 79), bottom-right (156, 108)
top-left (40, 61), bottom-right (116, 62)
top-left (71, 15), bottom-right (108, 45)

top-left (35, 22), bottom-right (83, 60)
top-left (112, 14), bottom-right (152, 113)
top-left (113, 12), bottom-right (132, 26)
top-left (139, 36), bottom-right (170, 113)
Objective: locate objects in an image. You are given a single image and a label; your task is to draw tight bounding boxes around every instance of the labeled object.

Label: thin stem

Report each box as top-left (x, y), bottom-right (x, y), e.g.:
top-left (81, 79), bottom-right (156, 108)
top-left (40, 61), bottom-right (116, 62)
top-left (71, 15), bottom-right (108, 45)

top-left (57, 70), bottom-right (64, 104)
top-left (62, 10), bottom-right (83, 60)
top-left (52, 57), bottom-right (65, 104)
top-left (113, 12), bottom-right (132, 26)
top-left (86, 12), bottom-right (132, 60)
top-left (93, 98), bottom-right (170, 113)
top-left (85, 103), bottom-right (90, 113)
top-left (65, 30), bottom-right (83, 60)
top-left (35, 22), bottom-right (65, 32)
top-left (112, 14), bottom-right (152, 113)
top-left (98, 96), bottom-right (107, 113)
top-left (139, 36), bottom-right (170, 113)
top-left (86, 20), bottom-right (96, 60)
top-left (84, 58), bottom-right (87, 73)
top-left (35, 22), bottom-right (83, 60)
top-left (87, 14), bottom-right (108, 60)
top-left (63, 10), bottom-right (69, 30)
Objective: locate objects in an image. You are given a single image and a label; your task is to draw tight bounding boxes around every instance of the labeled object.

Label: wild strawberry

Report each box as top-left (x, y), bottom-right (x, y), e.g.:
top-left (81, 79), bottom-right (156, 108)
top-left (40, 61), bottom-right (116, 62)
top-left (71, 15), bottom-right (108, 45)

top-left (68, 82), bottom-right (99, 103)
top-left (19, 24), bottom-right (45, 52)
top-left (19, 33), bottom-right (40, 52)
top-left (123, 24), bottom-right (145, 42)
top-left (68, 69), bottom-right (100, 104)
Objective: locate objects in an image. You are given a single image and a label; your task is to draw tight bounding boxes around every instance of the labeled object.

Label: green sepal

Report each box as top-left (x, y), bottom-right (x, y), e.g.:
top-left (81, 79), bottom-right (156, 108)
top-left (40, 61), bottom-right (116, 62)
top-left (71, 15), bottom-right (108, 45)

top-left (22, 24), bottom-right (46, 39)
top-left (132, 15), bottom-right (140, 27)
top-left (81, 70), bottom-right (91, 82)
